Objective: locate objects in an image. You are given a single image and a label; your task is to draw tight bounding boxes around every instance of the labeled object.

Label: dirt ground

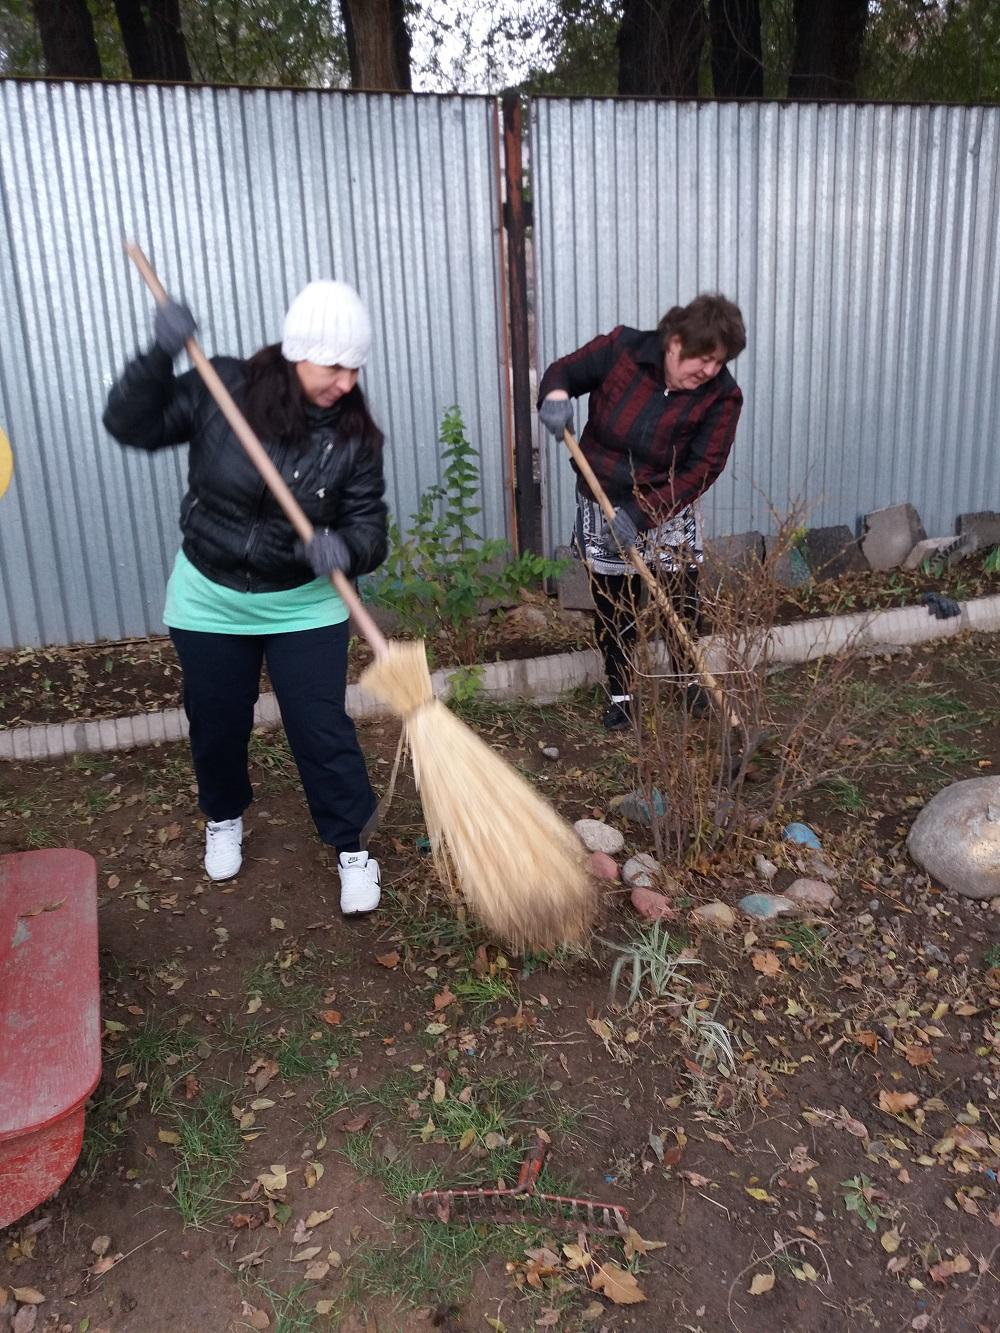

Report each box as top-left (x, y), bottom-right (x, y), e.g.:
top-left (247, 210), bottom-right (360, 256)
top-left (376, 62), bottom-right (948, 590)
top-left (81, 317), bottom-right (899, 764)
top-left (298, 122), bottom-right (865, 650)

top-left (2, 633), bottom-right (999, 1333)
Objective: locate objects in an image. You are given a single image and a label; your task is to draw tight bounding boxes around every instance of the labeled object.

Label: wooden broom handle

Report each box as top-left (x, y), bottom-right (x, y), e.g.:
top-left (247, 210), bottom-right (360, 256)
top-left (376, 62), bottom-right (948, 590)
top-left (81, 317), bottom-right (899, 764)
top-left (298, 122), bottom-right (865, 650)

top-left (126, 244), bottom-right (389, 658)
top-left (562, 427), bottom-right (739, 725)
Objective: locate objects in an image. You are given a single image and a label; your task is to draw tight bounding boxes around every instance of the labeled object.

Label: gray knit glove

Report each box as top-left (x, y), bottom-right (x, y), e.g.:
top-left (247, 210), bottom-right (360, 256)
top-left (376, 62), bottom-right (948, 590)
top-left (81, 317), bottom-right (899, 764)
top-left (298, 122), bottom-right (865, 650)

top-left (538, 397), bottom-right (573, 438)
top-left (300, 528), bottom-right (351, 576)
top-left (153, 300), bottom-right (197, 357)
top-left (600, 508), bottom-right (640, 555)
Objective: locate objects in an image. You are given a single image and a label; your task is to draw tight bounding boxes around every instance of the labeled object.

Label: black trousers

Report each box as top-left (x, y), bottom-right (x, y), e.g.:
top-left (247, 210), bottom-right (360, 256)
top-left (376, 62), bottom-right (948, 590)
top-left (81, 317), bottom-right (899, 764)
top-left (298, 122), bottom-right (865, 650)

top-left (590, 565), bottom-right (701, 697)
top-left (170, 622), bottom-right (376, 852)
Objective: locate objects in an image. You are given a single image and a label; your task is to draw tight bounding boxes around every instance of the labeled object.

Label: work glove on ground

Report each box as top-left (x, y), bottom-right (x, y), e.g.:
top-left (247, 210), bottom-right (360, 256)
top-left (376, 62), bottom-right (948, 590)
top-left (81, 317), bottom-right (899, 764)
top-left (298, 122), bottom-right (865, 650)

top-left (600, 508), bottom-right (640, 556)
top-left (153, 300), bottom-right (197, 357)
top-left (538, 396), bottom-right (574, 438)
top-left (921, 591), bottom-right (961, 619)
top-left (299, 528), bottom-right (352, 577)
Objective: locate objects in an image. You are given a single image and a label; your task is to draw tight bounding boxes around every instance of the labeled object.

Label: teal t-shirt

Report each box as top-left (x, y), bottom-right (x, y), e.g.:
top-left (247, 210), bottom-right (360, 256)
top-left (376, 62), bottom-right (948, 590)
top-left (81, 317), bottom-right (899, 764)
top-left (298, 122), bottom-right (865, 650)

top-left (163, 549), bottom-right (349, 634)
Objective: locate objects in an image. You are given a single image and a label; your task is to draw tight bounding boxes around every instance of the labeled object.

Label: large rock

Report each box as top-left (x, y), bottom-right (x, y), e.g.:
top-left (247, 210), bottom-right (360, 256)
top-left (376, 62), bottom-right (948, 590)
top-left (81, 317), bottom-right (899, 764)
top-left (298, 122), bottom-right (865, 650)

top-left (957, 511), bottom-right (1000, 551)
top-left (763, 534), bottom-right (811, 587)
top-left (555, 546), bottom-right (595, 611)
top-left (907, 777), bottom-right (1000, 900)
top-left (574, 819), bottom-right (625, 855)
top-left (702, 531), bottom-right (765, 593)
top-left (799, 526), bottom-right (868, 579)
top-left (861, 504), bottom-right (926, 571)
top-left (630, 887), bottom-right (676, 921)
top-left (622, 852), bottom-right (661, 888)
top-left (784, 878), bottom-right (836, 910)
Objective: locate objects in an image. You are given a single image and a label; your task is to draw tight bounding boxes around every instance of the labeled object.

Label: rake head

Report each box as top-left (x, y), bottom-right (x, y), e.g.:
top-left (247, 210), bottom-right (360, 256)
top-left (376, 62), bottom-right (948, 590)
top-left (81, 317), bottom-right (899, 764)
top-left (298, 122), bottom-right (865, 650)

top-left (408, 1137), bottom-right (629, 1236)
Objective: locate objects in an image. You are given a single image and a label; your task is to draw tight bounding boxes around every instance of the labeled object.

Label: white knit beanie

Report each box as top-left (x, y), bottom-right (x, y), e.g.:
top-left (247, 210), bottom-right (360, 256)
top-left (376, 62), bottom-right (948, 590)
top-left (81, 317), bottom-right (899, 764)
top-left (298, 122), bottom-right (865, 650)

top-left (281, 280), bottom-right (372, 368)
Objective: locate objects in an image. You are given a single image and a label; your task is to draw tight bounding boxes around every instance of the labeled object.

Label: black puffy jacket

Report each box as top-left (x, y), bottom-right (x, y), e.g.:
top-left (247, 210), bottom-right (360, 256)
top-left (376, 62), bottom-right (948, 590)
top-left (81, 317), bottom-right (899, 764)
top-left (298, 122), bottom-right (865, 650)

top-left (103, 346), bottom-right (388, 592)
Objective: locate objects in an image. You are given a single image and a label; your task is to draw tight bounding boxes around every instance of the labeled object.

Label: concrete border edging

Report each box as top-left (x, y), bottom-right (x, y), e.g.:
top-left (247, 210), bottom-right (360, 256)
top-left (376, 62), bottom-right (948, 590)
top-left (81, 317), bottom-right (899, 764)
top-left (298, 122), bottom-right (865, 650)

top-left (3, 596), bottom-right (1000, 763)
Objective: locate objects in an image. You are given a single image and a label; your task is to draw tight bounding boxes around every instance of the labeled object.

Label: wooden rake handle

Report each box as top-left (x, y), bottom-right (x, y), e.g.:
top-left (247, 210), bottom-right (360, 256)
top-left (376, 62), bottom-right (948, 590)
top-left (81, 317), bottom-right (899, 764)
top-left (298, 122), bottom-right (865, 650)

top-left (562, 427), bottom-right (740, 727)
top-left (125, 243), bottom-right (389, 658)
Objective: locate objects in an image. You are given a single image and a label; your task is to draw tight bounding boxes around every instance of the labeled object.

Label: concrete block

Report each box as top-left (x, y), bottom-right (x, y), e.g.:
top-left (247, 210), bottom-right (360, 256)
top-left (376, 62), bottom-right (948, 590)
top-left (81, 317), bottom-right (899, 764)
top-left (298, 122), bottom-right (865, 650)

top-left (702, 531), bottom-right (765, 591)
top-left (799, 525), bottom-right (868, 579)
top-left (763, 534), bottom-right (811, 587)
top-left (555, 546), bottom-right (595, 611)
top-left (958, 511), bottom-right (1000, 551)
top-left (861, 503), bottom-right (926, 570)
top-left (902, 535), bottom-right (970, 570)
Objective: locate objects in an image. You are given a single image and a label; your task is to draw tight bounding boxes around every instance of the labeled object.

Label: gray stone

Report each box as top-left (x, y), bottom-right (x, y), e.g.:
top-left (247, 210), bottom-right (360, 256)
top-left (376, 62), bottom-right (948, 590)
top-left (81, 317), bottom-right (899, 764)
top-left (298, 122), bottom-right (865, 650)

top-left (739, 892), bottom-right (797, 920)
top-left (573, 818), bottom-right (625, 855)
top-left (903, 534), bottom-right (976, 571)
top-left (763, 534), bottom-right (812, 587)
top-left (622, 852), bottom-right (662, 888)
top-left (542, 746), bottom-right (560, 760)
top-left (799, 526), bottom-right (869, 579)
top-left (555, 546), bottom-right (595, 611)
top-left (784, 878), bottom-right (837, 910)
top-left (907, 776), bottom-right (1000, 899)
top-left (691, 900), bottom-right (736, 929)
top-left (957, 511), bottom-right (1000, 551)
top-left (861, 504), bottom-right (926, 571)
top-left (702, 531), bottom-right (766, 592)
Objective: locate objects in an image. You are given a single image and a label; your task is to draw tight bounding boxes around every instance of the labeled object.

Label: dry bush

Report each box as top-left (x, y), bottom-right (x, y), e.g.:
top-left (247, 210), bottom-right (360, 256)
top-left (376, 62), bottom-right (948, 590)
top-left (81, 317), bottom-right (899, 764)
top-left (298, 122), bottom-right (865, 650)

top-left (614, 515), bottom-right (885, 862)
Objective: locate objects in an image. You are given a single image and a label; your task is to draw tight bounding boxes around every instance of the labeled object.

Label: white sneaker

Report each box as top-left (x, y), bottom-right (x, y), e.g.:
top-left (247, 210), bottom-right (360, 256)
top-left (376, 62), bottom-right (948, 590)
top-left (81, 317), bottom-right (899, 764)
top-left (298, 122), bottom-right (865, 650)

top-left (204, 817), bottom-right (243, 881)
top-left (338, 850), bottom-right (381, 915)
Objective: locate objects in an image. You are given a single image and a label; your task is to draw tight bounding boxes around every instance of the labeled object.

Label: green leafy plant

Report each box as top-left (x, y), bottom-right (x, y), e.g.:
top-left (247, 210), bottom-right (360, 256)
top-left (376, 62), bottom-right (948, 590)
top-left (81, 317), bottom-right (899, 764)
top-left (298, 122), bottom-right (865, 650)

top-left (983, 545), bottom-right (1000, 575)
top-left (369, 406), bottom-right (564, 663)
top-left (604, 921), bottom-right (698, 1008)
top-left (840, 1174), bottom-right (887, 1232)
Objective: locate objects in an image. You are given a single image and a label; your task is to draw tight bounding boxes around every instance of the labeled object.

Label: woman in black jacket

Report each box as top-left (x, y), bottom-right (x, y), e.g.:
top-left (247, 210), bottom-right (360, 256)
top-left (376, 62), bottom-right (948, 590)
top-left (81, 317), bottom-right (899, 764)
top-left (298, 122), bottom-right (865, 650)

top-left (104, 281), bottom-right (388, 913)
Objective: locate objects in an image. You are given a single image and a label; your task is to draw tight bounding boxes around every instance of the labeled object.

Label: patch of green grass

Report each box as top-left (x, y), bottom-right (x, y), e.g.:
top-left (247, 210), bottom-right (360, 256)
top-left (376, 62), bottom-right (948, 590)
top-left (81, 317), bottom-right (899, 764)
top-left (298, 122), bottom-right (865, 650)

top-left (80, 1081), bottom-right (132, 1177)
top-left (382, 885), bottom-right (480, 960)
top-left (338, 1220), bottom-right (536, 1315)
top-left (452, 972), bottom-right (519, 1010)
top-left (240, 1282), bottom-right (318, 1332)
top-left (820, 775), bottom-right (865, 813)
top-left (271, 1023), bottom-right (352, 1080)
top-left (424, 1076), bottom-right (540, 1183)
top-left (776, 921), bottom-right (829, 964)
top-left (242, 953), bottom-right (325, 1013)
top-left (984, 944), bottom-right (1000, 969)
top-left (303, 1081), bottom-right (363, 1136)
top-left (249, 731), bottom-right (298, 781)
top-left (339, 1129), bottom-right (443, 1203)
top-left (846, 680), bottom-right (983, 773)
top-left (122, 1017), bottom-right (201, 1111)
top-left (169, 1090), bottom-right (244, 1228)
top-left (983, 545), bottom-right (1000, 575)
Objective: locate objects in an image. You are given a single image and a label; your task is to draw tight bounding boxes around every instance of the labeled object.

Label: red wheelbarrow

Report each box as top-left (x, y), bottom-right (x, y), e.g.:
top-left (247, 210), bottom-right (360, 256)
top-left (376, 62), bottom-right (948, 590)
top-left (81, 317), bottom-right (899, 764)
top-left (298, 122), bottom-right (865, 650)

top-left (1, 850), bottom-right (101, 1228)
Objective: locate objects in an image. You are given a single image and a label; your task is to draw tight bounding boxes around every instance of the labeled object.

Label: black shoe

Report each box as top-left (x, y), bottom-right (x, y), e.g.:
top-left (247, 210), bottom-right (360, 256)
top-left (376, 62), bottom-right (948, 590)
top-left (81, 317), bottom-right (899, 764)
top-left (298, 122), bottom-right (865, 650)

top-left (602, 700), bottom-right (632, 731)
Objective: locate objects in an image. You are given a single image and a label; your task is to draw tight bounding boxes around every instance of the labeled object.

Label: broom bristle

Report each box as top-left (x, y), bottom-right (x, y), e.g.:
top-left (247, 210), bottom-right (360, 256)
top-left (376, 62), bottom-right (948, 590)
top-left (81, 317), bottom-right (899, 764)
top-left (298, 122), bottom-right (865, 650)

top-left (361, 645), bottom-right (596, 950)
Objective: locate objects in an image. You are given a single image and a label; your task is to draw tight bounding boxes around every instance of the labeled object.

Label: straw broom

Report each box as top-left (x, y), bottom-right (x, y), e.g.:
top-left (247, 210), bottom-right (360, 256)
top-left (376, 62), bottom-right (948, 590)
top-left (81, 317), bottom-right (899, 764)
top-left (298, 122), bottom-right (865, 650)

top-left (126, 245), bottom-right (594, 950)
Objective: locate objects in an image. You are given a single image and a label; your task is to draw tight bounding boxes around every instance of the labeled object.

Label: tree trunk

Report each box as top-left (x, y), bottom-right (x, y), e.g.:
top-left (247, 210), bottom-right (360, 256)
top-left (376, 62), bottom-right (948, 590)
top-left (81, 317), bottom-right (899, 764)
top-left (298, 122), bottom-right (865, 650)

top-left (32, 0), bottom-right (102, 77)
top-left (788, 0), bottom-right (868, 98)
top-left (340, 0), bottom-right (412, 90)
top-left (147, 0), bottom-right (192, 81)
top-left (618, 0), bottom-right (706, 97)
top-left (113, 0), bottom-right (154, 79)
top-left (709, 0), bottom-right (763, 97)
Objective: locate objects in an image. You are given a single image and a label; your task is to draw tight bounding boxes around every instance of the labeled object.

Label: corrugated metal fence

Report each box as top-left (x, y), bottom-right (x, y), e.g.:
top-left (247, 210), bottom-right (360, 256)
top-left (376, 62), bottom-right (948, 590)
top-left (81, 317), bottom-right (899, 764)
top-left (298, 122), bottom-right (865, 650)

top-left (532, 99), bottom-right (1000, 551)
top-left (2, 87), bottom-right (999, 649)
top-left (0, 82), bottom-right (508, 648)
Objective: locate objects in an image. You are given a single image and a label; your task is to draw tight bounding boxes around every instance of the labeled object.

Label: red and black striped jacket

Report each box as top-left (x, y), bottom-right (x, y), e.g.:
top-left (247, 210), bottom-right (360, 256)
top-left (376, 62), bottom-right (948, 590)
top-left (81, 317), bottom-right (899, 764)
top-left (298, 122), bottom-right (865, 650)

top-left (538, 325), bottom-right (743, 532)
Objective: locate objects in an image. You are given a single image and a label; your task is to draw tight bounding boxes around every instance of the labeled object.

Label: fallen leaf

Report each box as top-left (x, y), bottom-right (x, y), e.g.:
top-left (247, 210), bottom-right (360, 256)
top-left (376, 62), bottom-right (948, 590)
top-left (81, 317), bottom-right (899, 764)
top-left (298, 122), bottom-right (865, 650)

top-left (623, 1227), bottom-right (667, 1260)
top-left (745, 1187), bottom-right (778, 1204)
top-left (270, 917), bottom-right (285, 931)
top-left (929, 1253), bottom-right (971, 1283)
top-left (879, 1090), bottom-right (919, 1115)
top-left (11, 1290), bottom-right (45, 1305)
top-left (680, 1171), bottom-right (711, 1187)
top-left (91, 1235), bottom-right (111, 1257)
top-left (157, 1128), bottom-right (181, 1146)
top-left (305, 1209), bottom-right (335, 1228)
top-left (562, 1242), bottom-right (592, 1271)
top-left (586, 1017), bottom-right (614, 1042)
top-left (904, 1045), bottom-right (934, 1068)
top-left (247, 996), bottom-right (262, 1014)
top-left (304, 1261), bottom-right (329, 1281)
top-left (751, 950), bottom-right (782, 977)
top-left (376, 951), bottom-right (400, 969)
top-left (91, 1254), bottom-right (121, 1276)
top-left (245, 1311), bottom-right (270, 1331)
top-left (433, 987), bottom-right (456, 1010)
top-left (12, 1310), bottom-right (37, 1333)
top-left (320, 1010), bottom-right (341, 1027)
top-left (432, 1078), bottom-right (446, 1104)
top-left (483, 1131), bottom-right (506, 1150)
top-left (590, 1261), bottom-right (646, 1305)
top-left (257, 1165), bottom-right (289, 1194)
top-left (304, 1161), bottom-right (324, 1188)
top-left (458, 1128), bottom-right (477, 1151)
top-left (342, 1114), bottom-right (370, 1133)
top-left (580, 1303), bottom-right (604, 1323)
top-left (880, 1228), bottom-right (901, 1254)
top-left (184, 1073), bottom-right (201, 1100)
top-left (315, 1301), bottom-right (335, 1315)
top-left (749, 1271), bottom-right (775, 1295)
top-left (291, 1246), bottom-right (322, 1262)
top-left (534, 1311), bottom-right (560, 1327)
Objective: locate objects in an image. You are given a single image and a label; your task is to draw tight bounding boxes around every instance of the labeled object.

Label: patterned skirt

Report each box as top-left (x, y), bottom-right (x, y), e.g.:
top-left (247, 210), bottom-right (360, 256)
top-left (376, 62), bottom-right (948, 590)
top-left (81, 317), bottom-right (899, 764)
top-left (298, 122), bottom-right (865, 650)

top-left (572, 493), bottom-right (703, 577)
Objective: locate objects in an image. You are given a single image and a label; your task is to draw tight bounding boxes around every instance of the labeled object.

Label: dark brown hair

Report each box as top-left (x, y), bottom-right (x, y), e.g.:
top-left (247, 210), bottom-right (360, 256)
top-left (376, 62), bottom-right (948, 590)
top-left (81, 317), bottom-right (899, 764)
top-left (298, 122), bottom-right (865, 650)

top-left (657, 293), bottom-right (746, 362)
top-left (242, 344), bottom-right (383, 450)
